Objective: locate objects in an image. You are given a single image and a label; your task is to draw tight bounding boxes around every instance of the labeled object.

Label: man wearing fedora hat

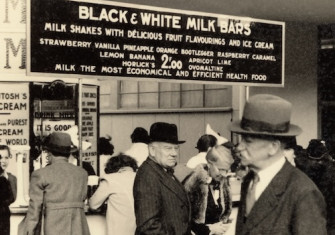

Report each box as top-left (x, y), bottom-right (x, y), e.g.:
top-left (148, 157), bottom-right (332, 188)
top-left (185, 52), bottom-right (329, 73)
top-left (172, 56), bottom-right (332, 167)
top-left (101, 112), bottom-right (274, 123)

top-left (25, 132), bottom-right (90, 235)
top-left (231, 94), bottom-right (327, 235)
top-left (133, 122), bottom-right (191, 235)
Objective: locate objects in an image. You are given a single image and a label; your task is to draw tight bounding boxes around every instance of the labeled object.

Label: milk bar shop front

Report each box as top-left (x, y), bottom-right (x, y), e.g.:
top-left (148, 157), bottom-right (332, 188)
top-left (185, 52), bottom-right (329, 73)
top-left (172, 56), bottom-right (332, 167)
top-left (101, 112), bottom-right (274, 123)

top-left (2, 0), bottom-right (330, 234)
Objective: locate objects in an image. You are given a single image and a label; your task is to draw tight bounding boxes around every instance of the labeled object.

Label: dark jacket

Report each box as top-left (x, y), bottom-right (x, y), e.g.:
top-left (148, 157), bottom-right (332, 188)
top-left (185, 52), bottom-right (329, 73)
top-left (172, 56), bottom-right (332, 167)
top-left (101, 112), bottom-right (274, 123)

top-left (133, 157), bottom-right (191, 235)
top-left (7, 172), bottom-right (17, 200)
top-left (296, 158), bottom-right (335, 235)
top-left (0, 176), bottom-right (14, 235)
top-left (236, 161), bottom-right (327, 235)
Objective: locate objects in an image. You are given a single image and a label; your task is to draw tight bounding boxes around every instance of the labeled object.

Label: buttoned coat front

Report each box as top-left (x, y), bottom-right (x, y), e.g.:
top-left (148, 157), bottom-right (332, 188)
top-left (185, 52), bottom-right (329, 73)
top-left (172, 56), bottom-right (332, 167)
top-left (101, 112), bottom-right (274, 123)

top-left (133, 157), bottom-right (191, 235)
top-left (25, 157), bottom-right (90, 235)
top-left (236, 161), bottom-right (327, 235)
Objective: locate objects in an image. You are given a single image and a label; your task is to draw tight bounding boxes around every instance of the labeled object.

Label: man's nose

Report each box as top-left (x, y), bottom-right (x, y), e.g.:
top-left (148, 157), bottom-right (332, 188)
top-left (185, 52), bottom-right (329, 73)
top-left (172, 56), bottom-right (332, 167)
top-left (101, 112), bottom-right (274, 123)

top-left (171, 148), bottom-right (178, 156)
top-left (235, 142), bottom-right (246, 152)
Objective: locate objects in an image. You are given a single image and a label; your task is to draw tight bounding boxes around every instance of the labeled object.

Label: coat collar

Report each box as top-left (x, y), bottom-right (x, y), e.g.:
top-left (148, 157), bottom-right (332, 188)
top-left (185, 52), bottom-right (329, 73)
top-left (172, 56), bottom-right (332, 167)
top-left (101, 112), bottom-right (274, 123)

top-left (51, 157), bottom-right (69, 164)
top-left (242, 161), bottom-right (294, 232)
top-left (146, 158), bottom-right (189, 205)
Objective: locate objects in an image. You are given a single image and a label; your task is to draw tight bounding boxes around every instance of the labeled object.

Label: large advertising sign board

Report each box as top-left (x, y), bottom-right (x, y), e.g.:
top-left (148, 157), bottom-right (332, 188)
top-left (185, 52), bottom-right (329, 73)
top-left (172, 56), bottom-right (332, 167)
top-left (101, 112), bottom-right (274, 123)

top-left (28, 0), bottom-right (285, 86)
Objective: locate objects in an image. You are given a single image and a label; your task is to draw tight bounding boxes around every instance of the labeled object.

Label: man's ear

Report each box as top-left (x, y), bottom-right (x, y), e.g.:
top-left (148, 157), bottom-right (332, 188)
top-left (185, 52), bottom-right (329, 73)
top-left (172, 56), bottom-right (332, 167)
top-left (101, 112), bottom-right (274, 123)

top-left (148, 143), bottom-right (156, 157)
top-left (268, 140), bottom-right (281, 155)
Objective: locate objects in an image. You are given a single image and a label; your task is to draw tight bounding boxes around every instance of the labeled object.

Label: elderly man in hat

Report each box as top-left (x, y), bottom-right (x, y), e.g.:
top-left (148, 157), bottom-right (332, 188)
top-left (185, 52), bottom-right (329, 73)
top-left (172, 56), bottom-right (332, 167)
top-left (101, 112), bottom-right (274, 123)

top-left (25, 132), bottom-right (90, 235)
top-left (183, 144), bottom-right (234, 235)
top-left (231, 94), bottom-right (327, 235)
top-left (133, 122), bottom-right (191, 235)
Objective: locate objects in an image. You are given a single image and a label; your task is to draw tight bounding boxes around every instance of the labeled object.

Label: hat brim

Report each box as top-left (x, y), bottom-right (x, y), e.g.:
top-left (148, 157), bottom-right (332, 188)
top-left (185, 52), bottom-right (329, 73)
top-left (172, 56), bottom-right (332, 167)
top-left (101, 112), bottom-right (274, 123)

top-left (230, 121), bottom-right (302, 137)
top-left (150, 139), bottom-right (185, 144)
top-left (43, 145), bottom-right (74, 155)
top-left (165, 140), bottom-right (186, 144)
top-left (70, 146), bottom-right (78, 153)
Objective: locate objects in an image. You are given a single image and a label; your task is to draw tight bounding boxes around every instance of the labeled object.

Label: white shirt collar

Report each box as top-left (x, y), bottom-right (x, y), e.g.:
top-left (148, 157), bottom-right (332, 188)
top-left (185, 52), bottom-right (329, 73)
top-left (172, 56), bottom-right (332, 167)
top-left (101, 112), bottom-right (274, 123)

top-left (254, 157), bottom-right (286, 200)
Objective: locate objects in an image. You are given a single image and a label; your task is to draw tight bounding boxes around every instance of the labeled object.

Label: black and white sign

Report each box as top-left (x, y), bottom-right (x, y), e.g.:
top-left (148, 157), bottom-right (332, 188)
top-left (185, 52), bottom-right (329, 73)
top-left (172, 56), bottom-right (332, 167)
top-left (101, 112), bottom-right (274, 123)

top-left (28, 0), bottom-right (285, 86)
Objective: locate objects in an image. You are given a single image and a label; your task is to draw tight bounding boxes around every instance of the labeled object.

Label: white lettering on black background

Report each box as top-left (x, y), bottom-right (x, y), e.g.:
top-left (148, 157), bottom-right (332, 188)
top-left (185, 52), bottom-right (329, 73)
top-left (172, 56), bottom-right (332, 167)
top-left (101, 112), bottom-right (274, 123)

top-left (29, 0), bottom-right (284, 86)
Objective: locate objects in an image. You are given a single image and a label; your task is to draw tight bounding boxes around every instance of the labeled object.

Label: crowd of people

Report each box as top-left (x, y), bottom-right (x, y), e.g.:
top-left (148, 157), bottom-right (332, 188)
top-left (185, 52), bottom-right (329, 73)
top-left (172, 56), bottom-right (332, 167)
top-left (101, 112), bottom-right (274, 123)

top-left (2, 93), bottom-right (335, 234)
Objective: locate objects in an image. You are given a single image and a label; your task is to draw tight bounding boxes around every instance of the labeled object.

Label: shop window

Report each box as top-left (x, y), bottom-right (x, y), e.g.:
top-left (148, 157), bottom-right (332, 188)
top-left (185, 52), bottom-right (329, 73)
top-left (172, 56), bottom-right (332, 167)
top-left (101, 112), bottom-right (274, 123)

top-left (99, 80), bottom-right (232, 111)
top-left (116, 80), bottom-right (231, 110)
top-left (31, 81), bottom-right (77, 173)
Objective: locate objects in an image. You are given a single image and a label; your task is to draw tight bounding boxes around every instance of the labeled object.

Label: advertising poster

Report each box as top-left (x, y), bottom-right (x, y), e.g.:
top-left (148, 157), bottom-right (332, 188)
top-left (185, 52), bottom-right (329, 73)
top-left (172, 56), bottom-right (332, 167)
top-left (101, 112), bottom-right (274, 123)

top-left (33, 99), bottom-right (76, 137)
top-left (0, 83), bottom-right (30, 194)
top-left (28, 0), bottom-right (285, 86)
top-left (81, 85), bottom-right (98, 173)
top-left (0, 83), bottom-right (29, 146)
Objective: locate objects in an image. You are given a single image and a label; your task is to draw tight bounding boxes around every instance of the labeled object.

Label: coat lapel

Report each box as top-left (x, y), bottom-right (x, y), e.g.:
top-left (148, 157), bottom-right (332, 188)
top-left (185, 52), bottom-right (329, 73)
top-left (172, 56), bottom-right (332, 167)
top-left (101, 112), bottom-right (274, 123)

top-left (147, 158), bottom-right (189, 205)
top-left (244, 161), bottom-right (293, 232)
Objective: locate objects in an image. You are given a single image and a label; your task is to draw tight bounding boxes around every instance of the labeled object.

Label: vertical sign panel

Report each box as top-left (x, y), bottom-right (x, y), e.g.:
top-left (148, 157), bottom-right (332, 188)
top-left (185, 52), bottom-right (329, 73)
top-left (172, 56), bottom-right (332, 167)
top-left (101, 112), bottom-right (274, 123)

top-left (82, 85), bottom-right (98, 173)
top-left (2, 83), bottom-right (29, 183)
top-left (0, 83), bottom-right (29, 146)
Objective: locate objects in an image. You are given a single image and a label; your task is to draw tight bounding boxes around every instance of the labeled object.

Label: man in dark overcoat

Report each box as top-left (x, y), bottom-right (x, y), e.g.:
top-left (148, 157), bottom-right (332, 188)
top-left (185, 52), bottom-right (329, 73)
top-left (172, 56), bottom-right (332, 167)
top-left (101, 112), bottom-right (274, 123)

top-left (133, 122), bottom-right (191, 235)
top-left (230, 94), bottom-right (327, 235)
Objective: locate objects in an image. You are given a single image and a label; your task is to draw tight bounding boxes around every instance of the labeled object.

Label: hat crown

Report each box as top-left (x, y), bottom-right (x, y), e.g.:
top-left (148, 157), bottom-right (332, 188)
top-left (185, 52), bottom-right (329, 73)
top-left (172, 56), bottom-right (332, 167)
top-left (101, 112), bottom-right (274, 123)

top-left (243, 94), bottom-right (291, 125)
top-left (230, 94), bottom-right (302, 136)
top-left (44, 132), bottom-right (72, 155)
top-left (306, 139), bottom-right (328, 159)
top-left (149, 122), bottom-right (185, 144)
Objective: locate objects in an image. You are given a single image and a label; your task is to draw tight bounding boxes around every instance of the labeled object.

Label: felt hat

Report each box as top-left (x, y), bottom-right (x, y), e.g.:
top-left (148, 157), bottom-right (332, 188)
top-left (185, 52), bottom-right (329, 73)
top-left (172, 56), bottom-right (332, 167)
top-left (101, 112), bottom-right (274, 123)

top-left (206, 145), bottom-right (234, 170)
top-left (149, 122), bottom-right (185, 144)
top-left (43, 132), bottom-right (73, 155)
top-left (230, 94), bottom-right (302, 136)
top-left (306, 139), bottom-right (328, 160)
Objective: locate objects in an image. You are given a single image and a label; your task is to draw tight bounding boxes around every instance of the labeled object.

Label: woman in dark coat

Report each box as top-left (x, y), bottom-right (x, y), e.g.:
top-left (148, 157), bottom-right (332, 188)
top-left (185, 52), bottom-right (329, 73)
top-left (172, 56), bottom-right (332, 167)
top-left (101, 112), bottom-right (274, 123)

top-left (0, 166), bottom-right (14, 235)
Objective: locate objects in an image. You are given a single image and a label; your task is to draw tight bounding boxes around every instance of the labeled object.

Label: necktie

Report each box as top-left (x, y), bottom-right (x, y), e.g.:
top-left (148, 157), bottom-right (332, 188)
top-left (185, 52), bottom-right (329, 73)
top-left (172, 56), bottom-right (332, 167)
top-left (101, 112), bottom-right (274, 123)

top-left (166, 168), bottom-right (174, 176)
top-left (210, 180), bottom-right (220, 204)
top-left (166, 168), bottom-right (175, 180)
top-left (210, 180), bottom-right (220, 190)
top-left (245, 171), bottom-right (260, 216)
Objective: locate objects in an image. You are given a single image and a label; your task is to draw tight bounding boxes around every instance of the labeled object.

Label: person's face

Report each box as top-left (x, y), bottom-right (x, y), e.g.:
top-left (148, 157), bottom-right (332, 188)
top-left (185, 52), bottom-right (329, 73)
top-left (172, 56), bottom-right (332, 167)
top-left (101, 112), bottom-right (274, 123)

top-left (208, 163), bottom-right (228, 181)
top-left (235, 135), bottom-right (274, 170)
top-left (0, 149), bottom-right (10, 170)
top-left (149, 142), bottom-right (179, 168)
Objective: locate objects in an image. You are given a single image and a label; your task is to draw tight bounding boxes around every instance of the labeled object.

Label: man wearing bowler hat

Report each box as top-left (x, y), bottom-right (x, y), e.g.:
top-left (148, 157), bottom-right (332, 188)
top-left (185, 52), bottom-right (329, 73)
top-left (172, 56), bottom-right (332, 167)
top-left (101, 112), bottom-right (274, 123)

top-left (25, 132), bottom-right (90, 235)
top-left (133, 122), bottom-right (191, 235)
top-left (231, 94), bottom-right (327, 234)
